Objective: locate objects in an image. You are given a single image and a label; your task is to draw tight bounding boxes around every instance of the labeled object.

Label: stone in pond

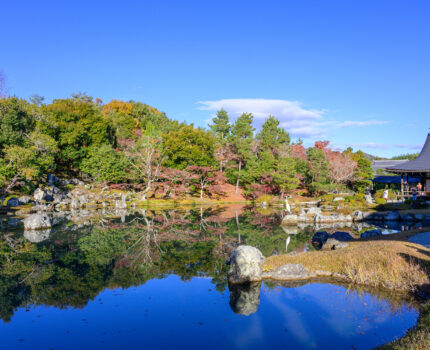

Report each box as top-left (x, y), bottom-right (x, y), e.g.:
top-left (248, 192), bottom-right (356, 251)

top-left (311, 231), bottom-right (330, 247)
top-left (229, 282), bottom-right (261, 316)
top-left (228, 245), bottom-right (265, 284)
top-left (322, 238), bottom-right (348, 250)
top-left (23, 213), bottom-right (52, 230)
top-left (330, 231), bottom-right (354, 241)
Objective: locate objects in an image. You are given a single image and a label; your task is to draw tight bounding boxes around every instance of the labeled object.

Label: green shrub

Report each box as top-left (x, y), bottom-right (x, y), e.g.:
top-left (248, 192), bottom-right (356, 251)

top-left (66, 184), bottom-right (75, 191)
top-left (375, 198), bottom-right (386, 205)
top-left (353, 193), bottom-right (366, 202)
top-left (321, 194), bottom-right (334, 202)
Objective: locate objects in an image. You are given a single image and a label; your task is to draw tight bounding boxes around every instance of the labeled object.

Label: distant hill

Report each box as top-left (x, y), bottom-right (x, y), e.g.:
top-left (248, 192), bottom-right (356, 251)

top-left (391, 153), bottom-right (419, 161)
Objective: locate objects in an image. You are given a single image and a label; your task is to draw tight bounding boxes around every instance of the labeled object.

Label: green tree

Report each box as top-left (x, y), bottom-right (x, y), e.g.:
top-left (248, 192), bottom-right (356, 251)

top-left (306, 147), bottom-right (329, 194)
top-left (273, 157), bottom-right (299, 198)
top-left (353, 157), bottom-right (373, 193)
top-left (81, 144), bottom-right (127, 183)
top-left (256, 115), bottom-right (290, 155)
top-left (229, 113), bottom-right (255, 193)
top-left (41, 94), bottom-right (115, 172)
top-left (0, 97), bottom-right (35, 150)
top-left (0, 130), bottom-right (57, 204)
top-left (162, 125), bottom-right (216, 170)
top-left (210, 109), bottom-right (231, 140)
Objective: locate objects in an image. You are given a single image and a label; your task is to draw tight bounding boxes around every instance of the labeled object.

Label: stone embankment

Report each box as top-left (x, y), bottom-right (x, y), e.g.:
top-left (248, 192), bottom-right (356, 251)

top-left (282, 209), bottom-right (430, 226)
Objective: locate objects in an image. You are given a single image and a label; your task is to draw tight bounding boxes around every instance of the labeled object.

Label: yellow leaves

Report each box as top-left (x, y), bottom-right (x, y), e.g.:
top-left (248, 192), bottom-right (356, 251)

top-left (102, 100), bottom-right (133, 115)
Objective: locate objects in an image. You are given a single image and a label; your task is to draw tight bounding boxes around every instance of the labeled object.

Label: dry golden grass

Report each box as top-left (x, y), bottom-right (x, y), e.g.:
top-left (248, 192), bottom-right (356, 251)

top-left (263, 239), bottom-right (430, 292)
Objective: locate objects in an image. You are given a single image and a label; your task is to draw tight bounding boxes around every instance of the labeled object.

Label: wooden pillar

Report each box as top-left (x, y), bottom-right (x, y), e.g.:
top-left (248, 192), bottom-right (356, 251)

top-left (401, 174), bottom-right (404, 200)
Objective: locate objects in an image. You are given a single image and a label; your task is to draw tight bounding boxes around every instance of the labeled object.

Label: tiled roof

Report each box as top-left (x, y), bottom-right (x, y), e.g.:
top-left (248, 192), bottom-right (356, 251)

top-left (386, 133), bottom-right (430, 172)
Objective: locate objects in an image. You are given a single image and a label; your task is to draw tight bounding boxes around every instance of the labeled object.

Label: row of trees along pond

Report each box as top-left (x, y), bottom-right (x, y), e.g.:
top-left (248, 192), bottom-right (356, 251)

top-left (0, 94), bottom-right (374, 201)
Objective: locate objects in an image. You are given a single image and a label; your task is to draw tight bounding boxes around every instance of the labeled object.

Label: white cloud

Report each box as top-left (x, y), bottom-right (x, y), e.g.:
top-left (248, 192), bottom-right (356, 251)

top-left (197, 98), bottom-right (388, 139)
top-left (351, 142), bottom-right (389, 149)
top-left (197, 98), bottom-right (325, 138)
top-left (337, 120), bottom-right (389, 128)
top-left (394, 144), bottom-right (423, 150)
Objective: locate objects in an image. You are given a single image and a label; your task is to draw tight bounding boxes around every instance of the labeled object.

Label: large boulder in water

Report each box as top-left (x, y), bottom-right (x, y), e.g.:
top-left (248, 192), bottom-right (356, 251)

top-left (228, 245), bottom-right (265, 284)
top-left (23, 213), bottom-right (52, 230)
top-left (229, 282), bottom-right (261, 316)
top-left (330, 231), bottom-right (354, 241)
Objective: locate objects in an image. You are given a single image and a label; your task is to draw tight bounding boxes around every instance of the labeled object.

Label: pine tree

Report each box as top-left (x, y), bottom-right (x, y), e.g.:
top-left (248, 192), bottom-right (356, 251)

top-left (229, 113), bottom-right (255, 193)
top-left (209, 109), bottom-right (230, 140)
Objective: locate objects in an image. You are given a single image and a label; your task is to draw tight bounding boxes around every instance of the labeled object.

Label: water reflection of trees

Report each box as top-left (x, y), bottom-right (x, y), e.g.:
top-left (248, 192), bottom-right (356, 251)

top-left (0, 206), bottom-right (315, 322)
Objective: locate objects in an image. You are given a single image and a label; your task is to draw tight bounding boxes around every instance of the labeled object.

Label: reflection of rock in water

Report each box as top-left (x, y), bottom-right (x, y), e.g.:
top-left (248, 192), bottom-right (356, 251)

top-left (229, 282), bottom-right (261, 316)
top-left (24, 229), bottom-right (51, 243)
top-left (281, 226), bottom-right (298, 235)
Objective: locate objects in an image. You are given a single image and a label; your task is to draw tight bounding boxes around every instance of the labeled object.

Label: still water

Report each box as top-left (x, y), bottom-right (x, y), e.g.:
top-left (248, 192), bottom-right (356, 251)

top-left (0, 206), bottom-right (421, 349)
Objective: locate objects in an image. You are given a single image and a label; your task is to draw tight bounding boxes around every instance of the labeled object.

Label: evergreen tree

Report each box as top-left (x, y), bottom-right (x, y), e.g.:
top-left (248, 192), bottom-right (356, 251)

top-left (229, 113), bottom-right (255, 193)
top-left (256, 115), bottom-right (290, 155)
top-left (209, 109), bottom-right (231, 140)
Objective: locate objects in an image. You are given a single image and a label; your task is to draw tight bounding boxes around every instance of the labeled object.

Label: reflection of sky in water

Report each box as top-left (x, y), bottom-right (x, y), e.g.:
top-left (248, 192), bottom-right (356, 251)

top-left (0, 276), bottom-right (418, 350)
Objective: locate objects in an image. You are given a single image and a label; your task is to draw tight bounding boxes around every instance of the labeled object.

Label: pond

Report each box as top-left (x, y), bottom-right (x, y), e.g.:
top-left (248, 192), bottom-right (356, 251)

top-left (0, 206), bottom-right (422, 349)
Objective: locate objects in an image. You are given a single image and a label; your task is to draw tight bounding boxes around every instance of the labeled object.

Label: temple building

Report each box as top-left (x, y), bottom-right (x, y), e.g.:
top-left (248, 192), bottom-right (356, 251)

top-left (385, 132), bottom-right (430, 197)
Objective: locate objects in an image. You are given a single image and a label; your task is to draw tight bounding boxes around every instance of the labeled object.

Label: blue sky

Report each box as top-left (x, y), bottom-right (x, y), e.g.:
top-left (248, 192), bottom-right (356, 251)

top-left (1, 0), bottom-right (429, 157)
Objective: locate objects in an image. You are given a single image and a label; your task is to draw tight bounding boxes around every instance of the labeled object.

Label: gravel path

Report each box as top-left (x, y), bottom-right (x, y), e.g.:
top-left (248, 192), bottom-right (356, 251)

top-left (408, 232), bottom-right (430, 249)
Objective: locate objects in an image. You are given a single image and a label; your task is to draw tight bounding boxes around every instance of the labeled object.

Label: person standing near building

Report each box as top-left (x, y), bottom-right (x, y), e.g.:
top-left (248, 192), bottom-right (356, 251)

top-left (383, 189), bottom-right (389, 202)
top-left (417, 182), bottom-right (422, 194)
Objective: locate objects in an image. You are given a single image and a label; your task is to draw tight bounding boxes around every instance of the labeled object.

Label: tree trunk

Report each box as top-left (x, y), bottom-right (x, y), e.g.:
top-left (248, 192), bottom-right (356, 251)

top-left (235, 161), bottom-right (242, 194)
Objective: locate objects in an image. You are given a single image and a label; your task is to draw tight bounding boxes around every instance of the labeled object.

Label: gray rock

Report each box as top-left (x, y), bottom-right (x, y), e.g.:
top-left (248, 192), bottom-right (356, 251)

top-left (23, 213), bottom-right (52, 230)
top-left (71, 198), bottom-right (80, 209)
top-left (19, 196), bottom-right (32, 205)
top-left (333, 197), bottom-right (344, 201)
top-left (53, 193), bottom-right (67, 203)
top-left (228, 245), bottom-right (265, 284)
top-left (314, 214), bottom-right (334, 224)
top-left (262, 264), bottom-right (308, 280)
top-left (78, 195), bottom-right (89, 205)
top-left (33, 188), bottom-right (46, 202)
top-left (330, 231), bottom-right (354, 241)
top-left (6, 197), bottom-right (19, 207)
top-left (282, 214), bottom-right (298, 225)
top-left (322, 238), bottom-right (348, 250)
top-left (361, 229), bottom-right (382, 239)
top-left (229, 283), bottom-right (261, 316)
top-left (384, 211), bottom-right (400, 221)
top-left (352, 210), bottom-right (364, 221)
